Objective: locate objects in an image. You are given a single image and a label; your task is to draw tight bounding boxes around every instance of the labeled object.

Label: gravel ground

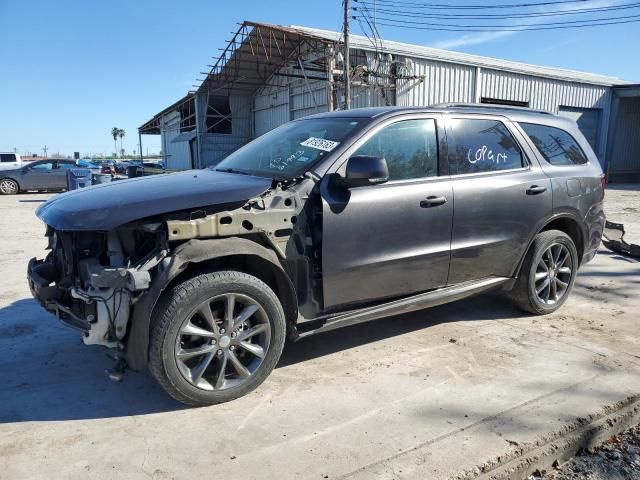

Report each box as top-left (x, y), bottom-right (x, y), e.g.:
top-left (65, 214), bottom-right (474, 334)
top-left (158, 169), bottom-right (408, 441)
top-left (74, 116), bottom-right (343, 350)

top-left (533, 425), bottom-right (640, 480)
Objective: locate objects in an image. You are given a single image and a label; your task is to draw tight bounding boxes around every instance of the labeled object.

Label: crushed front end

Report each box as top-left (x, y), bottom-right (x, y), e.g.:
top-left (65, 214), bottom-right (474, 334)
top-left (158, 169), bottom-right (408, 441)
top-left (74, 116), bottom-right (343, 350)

top-left (27, 224), bottom-right (166, 348)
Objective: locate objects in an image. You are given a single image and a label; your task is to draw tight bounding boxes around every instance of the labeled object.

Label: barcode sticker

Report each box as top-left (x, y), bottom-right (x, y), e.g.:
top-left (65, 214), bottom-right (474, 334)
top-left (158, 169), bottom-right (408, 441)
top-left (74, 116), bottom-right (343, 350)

top-left (300, 137), bottom-right (340, 152)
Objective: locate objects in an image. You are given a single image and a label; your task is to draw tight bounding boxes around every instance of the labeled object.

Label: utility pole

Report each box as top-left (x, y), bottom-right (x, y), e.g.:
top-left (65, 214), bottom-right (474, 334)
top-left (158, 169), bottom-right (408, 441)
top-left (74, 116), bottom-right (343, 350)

top-left (42, 145), bottom-right (48, 158)
top-left (343, 0), bottom-right (351, 110)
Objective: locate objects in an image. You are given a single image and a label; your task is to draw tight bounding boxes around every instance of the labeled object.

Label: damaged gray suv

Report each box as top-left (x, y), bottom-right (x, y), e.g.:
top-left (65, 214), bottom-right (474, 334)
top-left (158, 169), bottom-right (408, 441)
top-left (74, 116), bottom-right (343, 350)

top-left (28, 104), bottom-right (606, 406)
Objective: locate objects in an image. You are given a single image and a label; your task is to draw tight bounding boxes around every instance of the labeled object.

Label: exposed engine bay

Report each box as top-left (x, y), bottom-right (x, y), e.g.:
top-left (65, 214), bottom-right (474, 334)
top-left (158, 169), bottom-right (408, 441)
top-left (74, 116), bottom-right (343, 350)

top-left (27, 176), bottom-right (322, 354)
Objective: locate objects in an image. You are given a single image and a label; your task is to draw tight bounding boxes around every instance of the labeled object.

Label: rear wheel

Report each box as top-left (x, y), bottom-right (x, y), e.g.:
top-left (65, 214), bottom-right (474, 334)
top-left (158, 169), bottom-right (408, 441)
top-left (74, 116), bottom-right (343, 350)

top-left (149, 270), bottom-right (286, 406)
top-left (509, 230), bottom-right (578, 315)
top-left (0, 179), bottom-right (19, 195)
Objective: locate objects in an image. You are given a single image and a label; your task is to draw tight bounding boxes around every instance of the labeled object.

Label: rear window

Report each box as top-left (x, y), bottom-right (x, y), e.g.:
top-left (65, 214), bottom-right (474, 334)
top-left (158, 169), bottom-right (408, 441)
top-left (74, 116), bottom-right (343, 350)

top-left (448, 119), bottom-right (524, 175)
top-left (519, 123), bottom-right (588, 165)
top-left (1, 154), bottom-right (17, 163)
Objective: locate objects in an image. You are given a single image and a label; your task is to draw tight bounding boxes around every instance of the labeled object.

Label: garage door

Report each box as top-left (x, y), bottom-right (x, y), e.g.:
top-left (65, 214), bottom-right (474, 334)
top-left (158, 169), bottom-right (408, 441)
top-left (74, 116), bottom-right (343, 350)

top-left (558, 106), bottom-right (601, 154)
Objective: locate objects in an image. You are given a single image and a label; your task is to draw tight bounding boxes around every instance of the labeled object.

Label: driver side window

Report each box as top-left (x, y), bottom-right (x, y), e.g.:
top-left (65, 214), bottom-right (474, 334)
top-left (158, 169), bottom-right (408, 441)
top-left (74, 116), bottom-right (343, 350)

top-left (30, 162), bottom-right (54, 171)
top-left (353, 119), bottom-right (438, 181)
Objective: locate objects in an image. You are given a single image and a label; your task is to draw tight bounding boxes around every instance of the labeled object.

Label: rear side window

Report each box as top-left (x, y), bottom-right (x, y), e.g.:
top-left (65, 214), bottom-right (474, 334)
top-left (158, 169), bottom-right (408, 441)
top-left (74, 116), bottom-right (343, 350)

top-left (1, 154), bottom-right (16, 163)
top-left (519, 123), bottom-right (588, 165)
top-left (448, 119), bottom-right (524, 175)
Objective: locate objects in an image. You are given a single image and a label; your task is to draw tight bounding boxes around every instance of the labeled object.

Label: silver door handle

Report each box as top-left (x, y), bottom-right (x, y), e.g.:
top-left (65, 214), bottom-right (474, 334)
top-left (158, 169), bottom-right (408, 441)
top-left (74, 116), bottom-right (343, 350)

top-left (420, 196), bottom-right (447, 208)
top-left (526, 185), bottom-right (547, 195)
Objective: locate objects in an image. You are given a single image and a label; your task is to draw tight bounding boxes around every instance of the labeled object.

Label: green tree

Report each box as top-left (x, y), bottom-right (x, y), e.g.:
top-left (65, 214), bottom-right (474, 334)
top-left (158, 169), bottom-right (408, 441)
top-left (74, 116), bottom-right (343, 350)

top-left (118, 129), bottom-right (126, 154)
top-left (111, 127), bottom-right (119, 156)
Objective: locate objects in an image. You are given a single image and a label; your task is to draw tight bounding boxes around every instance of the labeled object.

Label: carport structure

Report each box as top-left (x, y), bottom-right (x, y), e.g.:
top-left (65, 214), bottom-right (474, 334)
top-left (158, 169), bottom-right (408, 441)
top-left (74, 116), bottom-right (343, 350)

top-left (139, 22), bottom-right (341, 169)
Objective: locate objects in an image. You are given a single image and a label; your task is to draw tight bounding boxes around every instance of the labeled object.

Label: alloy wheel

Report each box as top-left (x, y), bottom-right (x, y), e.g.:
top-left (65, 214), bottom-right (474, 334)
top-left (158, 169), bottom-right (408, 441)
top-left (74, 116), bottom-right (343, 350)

top-left (0, 179), bottom-right (18, 194)
top-left (174, 293), bottom-right (271, 391)
top-left (534, 243), bottom-right (574, 305)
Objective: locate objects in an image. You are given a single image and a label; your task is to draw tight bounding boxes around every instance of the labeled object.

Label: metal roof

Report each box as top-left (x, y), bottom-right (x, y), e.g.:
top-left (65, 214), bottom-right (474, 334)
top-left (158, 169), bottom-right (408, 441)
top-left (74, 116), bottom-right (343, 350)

top-left (292, 25), bottom-right (629, 87)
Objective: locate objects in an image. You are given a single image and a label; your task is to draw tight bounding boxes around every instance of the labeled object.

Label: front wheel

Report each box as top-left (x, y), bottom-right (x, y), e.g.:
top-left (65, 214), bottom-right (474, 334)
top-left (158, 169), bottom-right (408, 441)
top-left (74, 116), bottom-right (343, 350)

top-left (509, 230), bottom-right (578, 315)
top-left (149, 270), bottom-right (286, 406)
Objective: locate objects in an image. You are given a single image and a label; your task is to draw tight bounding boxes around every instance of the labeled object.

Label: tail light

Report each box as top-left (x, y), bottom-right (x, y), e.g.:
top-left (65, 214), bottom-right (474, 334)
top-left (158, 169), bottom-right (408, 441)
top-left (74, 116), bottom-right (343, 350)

top-left (600, 174), bottom-right (606, 196)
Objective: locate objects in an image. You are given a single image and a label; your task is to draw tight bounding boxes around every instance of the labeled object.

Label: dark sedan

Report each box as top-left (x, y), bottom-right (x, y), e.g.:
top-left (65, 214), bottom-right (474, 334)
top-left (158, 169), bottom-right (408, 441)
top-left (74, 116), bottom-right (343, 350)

top-left (0, 159), bottom-right (78, 195)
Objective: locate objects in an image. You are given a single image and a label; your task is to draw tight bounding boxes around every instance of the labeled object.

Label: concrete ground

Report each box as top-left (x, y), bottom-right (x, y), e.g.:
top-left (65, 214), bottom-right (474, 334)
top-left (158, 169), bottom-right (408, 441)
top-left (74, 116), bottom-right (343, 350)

top-left (0, 187), bottom-right (639, 480)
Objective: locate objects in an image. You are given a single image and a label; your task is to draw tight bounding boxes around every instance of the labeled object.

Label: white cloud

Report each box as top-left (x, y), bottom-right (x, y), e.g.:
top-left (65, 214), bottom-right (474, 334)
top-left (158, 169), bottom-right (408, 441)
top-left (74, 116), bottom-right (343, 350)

top-left (431, 31), bottom-right (515, 49)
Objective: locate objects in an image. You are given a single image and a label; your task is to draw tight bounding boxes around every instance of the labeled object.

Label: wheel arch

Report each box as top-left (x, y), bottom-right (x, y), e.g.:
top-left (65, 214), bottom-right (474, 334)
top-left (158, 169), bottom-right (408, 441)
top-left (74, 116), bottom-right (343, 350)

top-left (125, 237), bottom-right (298, 371)
top-left (512, 213), bottom-right (586, 282)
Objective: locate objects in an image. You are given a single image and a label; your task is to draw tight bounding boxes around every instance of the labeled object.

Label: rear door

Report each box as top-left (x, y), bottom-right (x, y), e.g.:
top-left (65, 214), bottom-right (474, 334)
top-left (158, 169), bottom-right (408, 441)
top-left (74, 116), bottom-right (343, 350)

top-left (54, 161), bottom-right (76, 189)
top-left (444, 115), bottom-right (552, 284)
top-left (321, 115), bottom-right (453, 309)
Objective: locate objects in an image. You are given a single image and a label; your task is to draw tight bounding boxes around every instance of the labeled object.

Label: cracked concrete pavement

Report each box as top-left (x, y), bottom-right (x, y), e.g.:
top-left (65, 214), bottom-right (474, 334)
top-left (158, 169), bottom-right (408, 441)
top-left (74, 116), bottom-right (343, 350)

top-left (0, 186), bottom-right (638, 480)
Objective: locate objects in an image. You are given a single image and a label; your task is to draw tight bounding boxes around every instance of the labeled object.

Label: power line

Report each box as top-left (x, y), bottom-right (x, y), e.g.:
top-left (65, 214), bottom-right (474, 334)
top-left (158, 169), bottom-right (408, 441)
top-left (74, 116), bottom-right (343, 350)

top-left (353, 0), bottom-right (591, 9)
top-left (354, 2), bottom-right (640, 19)
top-left (353, 12), bottom-right (640, 28)
top-left (354, 15), bottom-right (640, 30)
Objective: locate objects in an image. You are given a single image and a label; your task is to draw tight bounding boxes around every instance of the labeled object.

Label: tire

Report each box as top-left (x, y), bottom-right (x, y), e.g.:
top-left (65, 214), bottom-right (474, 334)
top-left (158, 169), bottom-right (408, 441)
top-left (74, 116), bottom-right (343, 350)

top-left (0, 179), bottom-right (19, 195)
top-left (149, 270), bottom-right (286, 406)
top-left (509, 230), bottom-right (578, 315)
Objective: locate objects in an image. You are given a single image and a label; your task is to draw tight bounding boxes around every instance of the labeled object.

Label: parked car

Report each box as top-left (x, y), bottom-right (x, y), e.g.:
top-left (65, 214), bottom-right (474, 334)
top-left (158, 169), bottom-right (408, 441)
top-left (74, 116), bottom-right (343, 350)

top-left (76, 159), bottom-right (101, 175)
top-left (0, 158), bottom-right (78, 194)
top-left (27, 104), bottom-right (605, 406)
top-left (0, 152), bottom-right (23, 171)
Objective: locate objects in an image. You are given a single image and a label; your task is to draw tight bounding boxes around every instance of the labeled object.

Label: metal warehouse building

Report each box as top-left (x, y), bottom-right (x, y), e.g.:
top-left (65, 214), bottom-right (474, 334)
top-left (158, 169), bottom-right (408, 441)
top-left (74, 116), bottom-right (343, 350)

top-left (139, 21), bottom-right (640, 181)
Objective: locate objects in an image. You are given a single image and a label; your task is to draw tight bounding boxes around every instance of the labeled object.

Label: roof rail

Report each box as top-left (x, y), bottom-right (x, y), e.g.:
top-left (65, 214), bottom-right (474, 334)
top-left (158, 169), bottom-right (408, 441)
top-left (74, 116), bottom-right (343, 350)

top-left (432, 102), bottom-right (553, 115)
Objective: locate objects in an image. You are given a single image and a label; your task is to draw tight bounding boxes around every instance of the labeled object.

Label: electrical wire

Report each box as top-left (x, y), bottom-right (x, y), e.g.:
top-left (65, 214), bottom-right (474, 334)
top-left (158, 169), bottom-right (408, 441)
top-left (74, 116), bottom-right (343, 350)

top-left (355, 12), bottom-right (640, 28)
top-left (354, 15), bottom-right (640, 30)
top-left (353, 2), bottom-right (640, 19)
top-left (354, 0), bottom-right (592, 9)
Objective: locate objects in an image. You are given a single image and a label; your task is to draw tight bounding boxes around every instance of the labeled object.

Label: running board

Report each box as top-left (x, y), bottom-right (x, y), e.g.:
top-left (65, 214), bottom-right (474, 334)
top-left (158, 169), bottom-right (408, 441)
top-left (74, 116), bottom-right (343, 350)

top-left (297, 277), bottom-right (509, 338)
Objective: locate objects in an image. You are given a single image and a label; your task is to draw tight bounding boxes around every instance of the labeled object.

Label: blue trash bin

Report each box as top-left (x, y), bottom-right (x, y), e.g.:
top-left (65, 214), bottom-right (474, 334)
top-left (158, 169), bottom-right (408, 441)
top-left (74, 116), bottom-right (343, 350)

top-left (66, 168), bottom-right (92, 190)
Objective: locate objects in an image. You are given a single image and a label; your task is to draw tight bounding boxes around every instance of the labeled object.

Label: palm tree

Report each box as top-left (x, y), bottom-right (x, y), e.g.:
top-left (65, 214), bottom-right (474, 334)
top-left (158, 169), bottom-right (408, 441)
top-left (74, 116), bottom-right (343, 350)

top-left (118, 129), bottom-right (126, 154)
top-left (111, 127), bottom-right (119, 157)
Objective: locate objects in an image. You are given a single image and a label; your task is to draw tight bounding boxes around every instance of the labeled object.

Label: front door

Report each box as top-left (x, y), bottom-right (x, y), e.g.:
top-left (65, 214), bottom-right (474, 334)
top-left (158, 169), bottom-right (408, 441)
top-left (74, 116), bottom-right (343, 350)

top-left (321, 117), bottom-right (453, 309)
top-left (21, 161), bottom-right (57, 190)
top-left (444, 116), bottom-right (553, 284)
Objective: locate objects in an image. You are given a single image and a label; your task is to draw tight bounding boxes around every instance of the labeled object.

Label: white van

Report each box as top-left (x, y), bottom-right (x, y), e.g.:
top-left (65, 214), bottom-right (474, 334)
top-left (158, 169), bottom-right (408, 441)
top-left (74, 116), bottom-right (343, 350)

top-left (0, 153), bottom-right (23, 171)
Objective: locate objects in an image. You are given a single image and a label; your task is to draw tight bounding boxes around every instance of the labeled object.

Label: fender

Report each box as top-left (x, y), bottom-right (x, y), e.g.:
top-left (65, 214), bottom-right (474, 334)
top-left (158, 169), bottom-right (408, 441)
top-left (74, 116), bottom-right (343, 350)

top-left (125, 237), bottom-right (298, 370)
top-left (509, 211), bottom-right (587, 285)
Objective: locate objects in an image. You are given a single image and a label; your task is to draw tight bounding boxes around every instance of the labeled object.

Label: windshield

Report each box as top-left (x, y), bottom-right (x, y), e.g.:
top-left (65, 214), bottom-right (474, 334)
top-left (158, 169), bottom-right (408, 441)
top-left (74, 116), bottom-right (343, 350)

top-left (214, 117), bottom-right (362, 179)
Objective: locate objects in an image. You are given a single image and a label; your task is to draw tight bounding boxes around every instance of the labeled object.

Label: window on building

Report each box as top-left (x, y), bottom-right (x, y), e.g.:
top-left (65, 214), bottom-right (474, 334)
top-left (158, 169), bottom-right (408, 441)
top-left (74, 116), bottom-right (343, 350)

top-left (354, 119), bottom-right (439, 181)
top-left (448, 119), bottom-right (524, 174)
top-left (519, 122), bottom-right (588, 165)
top-left (481, 98), bottom-right (529, 107)
top-left (0, 154), bottom-right (16, 163)
top-left (206, 96), bottom-right (232, 134)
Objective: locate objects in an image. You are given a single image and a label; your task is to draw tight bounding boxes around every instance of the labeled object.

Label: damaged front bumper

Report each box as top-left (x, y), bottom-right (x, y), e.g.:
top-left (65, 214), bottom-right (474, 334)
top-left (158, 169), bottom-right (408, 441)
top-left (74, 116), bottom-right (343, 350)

top-left (28, 257), bottom-right (91, 332)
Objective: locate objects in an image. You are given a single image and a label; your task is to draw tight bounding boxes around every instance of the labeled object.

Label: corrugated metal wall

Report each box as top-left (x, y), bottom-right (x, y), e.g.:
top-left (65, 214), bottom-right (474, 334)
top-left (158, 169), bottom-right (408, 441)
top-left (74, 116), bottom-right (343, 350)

top-left (254, 89), bottom-right (289, 136)
top-left (480, 68), bottom-right (611, 159)
top-left (396, 57), bottom-right (475, 106)
top-left (188, 49), bottom-right (617, 169)
top-left (161, 111), bottom-right (192, 170)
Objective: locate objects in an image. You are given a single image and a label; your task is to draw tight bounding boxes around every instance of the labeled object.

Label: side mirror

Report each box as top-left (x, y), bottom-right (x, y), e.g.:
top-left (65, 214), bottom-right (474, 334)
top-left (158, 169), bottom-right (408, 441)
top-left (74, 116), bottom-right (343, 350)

top-left (343, 155), bottom-right (389, 187)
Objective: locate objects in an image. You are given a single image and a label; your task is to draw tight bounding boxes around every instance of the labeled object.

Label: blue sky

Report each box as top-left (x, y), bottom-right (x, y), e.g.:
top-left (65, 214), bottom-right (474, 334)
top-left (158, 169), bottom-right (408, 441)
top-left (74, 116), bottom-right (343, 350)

top-left (0, 0), bottom-right (637, 156)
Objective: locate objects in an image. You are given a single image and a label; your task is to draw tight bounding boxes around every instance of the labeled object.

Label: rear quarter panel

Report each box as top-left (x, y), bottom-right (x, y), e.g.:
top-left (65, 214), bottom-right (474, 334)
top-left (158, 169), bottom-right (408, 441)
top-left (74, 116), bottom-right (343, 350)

top-left (513, 118), bottom-right (605, 263)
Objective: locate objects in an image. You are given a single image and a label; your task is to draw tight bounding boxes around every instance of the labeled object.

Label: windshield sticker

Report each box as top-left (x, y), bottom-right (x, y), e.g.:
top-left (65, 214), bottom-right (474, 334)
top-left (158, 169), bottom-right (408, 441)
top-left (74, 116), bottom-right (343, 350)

top-left (300, 137), bottom-right (340, 152)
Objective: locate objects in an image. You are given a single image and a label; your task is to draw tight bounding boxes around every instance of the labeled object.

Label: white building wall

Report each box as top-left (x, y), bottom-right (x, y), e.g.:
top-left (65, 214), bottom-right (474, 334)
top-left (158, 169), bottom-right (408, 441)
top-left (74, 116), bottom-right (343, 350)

top-left (160, 111), bottom-right (192, 170)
